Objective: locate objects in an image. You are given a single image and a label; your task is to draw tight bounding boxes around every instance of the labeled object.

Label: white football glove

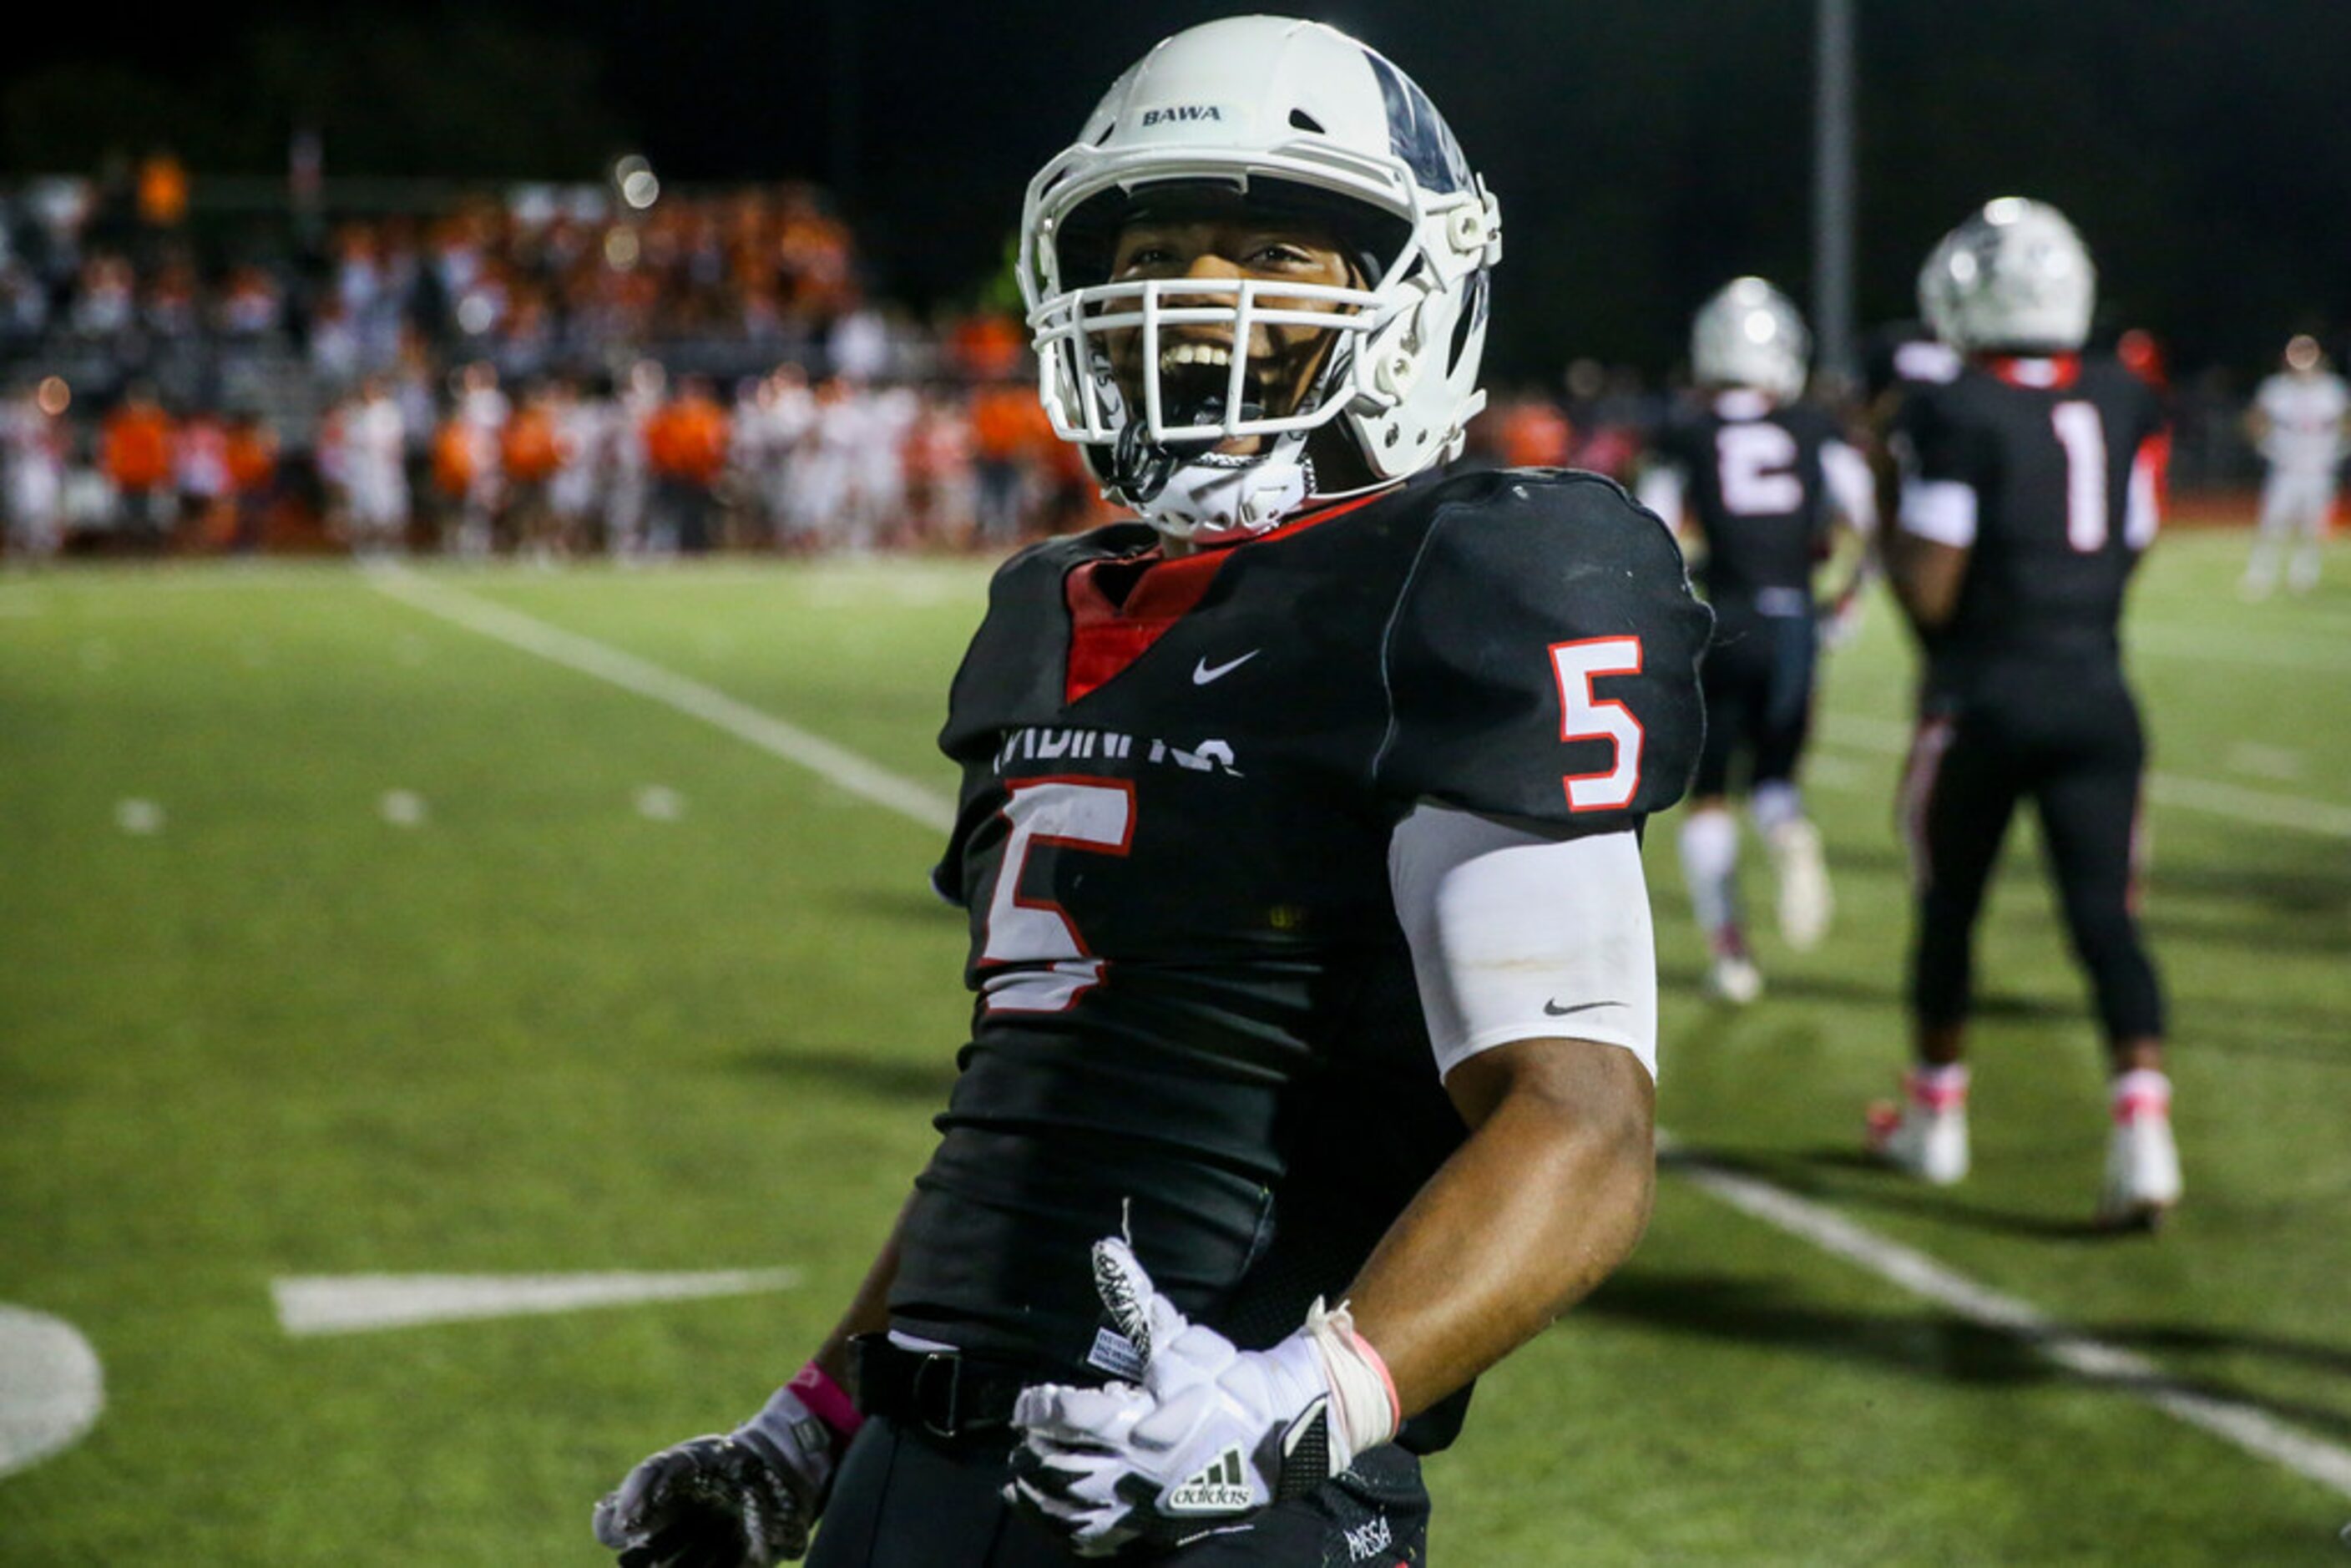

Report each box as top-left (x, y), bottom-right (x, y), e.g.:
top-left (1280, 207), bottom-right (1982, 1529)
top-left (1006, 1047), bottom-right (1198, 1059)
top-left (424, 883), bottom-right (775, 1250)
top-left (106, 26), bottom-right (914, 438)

top-left (592, 1378), bottom-right (847, 1568)
top-left (1005, 1237), bottom-right (1398, 1558)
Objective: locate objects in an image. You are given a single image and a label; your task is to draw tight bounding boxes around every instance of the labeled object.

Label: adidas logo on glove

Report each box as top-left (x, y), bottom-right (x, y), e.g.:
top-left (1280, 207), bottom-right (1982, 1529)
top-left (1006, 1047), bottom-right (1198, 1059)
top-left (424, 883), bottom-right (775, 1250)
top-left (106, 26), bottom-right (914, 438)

top-left (1165, 1448), bottom-right (1253, 1513)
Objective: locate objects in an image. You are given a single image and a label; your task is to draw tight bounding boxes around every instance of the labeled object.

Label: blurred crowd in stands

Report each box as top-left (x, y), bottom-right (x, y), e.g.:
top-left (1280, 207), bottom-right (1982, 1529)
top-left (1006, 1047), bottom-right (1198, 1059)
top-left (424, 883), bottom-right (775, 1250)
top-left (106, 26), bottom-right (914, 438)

top-left (0, 154), bottom-right (2288, 561)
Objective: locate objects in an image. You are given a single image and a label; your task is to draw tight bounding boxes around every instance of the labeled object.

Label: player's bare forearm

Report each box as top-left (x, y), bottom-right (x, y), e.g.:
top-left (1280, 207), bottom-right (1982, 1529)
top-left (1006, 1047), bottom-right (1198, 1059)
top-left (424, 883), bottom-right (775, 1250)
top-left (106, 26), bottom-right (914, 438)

top-left (1341, 1036), bottom-right (1655, 1418)
top-left (1885, 528), bottom-right (1969, 635)
top-left (810, 1191), bottom-right (917, 1391)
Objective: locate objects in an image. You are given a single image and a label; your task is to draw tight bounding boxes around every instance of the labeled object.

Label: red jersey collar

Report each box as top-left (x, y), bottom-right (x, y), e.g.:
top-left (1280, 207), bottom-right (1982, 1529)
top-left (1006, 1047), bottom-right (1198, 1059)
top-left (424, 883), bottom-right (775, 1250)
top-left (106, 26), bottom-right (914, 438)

top-left (1982, 352), bottom-right (2081, 390)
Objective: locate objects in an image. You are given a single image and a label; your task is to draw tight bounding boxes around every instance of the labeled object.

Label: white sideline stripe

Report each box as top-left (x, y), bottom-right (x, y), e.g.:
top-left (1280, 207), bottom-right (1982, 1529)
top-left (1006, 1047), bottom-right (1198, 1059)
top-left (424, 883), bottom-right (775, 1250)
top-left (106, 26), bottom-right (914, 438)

top-left (0, 1305), bottom-right (105, 1479)
top-left (1819, 712), bottom-right (2351, 840)
top-left (271, 1268), bottom-right (803, 1337)
top-left (1665, 1146), bottom-right (2351, 1500)
top-left (370, 558), bottom-right (2351, 1499)
top-left (365, 564), bottom-right (956, 833)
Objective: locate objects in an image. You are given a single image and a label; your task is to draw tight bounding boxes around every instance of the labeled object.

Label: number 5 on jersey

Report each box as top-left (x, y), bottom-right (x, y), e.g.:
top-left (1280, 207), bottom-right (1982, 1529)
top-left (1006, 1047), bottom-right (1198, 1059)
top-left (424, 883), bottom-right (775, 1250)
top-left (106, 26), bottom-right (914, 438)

top-left (979, 776), bottom-right (1135, 1014)
top-left (1550, 637), bottom-right (1644, 812)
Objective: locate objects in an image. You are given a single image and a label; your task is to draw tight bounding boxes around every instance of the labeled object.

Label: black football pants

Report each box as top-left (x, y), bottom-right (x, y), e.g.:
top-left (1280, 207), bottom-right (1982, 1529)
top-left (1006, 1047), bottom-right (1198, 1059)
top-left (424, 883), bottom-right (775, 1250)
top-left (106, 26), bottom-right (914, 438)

top-left (1899, 670), bottom-right (2164, 1044)
top-left (1692, 609), bottom-right (1818, 798)
top-left (806, 1416), bottom-right (1429, 1567)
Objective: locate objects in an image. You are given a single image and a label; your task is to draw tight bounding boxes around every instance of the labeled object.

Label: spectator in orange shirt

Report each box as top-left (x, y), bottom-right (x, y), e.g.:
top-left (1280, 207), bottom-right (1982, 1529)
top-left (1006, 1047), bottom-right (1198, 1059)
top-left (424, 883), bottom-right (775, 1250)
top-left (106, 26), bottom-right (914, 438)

top-left (100, 384), bottom-right (177, 544)
top-left (430, 414), bottom-right (479, 550)
top-left (969, 382), bottom-right (1051, 546)
top-left (946, 311), bottom-right (1026, 383)
top-left (1496, 394), bottom-right (1574, 470)
top-left (500, 385), bottom-right (565, 557)
top-left (225, 412), bottom-right (279, 552)
top-left (645, 375), bottom-right (731, 554)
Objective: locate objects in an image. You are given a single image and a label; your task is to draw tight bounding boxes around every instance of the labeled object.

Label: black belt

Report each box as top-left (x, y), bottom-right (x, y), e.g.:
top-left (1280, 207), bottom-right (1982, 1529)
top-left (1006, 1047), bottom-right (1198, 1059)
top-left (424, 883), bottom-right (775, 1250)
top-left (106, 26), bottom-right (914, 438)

top-left (852, 1333), bottom-right (1057, 1441)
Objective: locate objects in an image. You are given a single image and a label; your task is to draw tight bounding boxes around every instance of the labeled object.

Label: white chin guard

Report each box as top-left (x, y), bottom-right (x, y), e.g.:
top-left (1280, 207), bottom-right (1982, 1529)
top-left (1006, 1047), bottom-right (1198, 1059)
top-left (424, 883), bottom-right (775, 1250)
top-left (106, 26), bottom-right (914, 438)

top-left (1136, 444), bottom-right (1314, 546)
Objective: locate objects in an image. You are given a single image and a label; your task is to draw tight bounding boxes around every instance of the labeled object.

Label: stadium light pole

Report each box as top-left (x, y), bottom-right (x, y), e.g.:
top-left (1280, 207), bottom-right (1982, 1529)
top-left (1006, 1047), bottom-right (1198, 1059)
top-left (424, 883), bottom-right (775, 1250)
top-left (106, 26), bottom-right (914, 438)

top-left (1813, 0), bottom-right (1858, 387)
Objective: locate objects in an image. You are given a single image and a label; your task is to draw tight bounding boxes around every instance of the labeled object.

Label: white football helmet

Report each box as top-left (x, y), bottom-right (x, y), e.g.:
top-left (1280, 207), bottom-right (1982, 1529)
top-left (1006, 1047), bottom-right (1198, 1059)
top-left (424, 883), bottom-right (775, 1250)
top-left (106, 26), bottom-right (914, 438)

top-left (1691, 277), bottom-right (1810, 400)
top-left (1019, 16), bottom-right (1502, 543)
top-left (1917, 197), bottom-right (2096, 354)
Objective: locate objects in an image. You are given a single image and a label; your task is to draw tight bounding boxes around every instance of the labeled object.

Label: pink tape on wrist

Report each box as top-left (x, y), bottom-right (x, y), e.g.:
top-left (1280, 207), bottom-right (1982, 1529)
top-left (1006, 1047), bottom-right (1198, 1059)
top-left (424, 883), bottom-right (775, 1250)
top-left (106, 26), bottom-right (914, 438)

top-left (789, 1360), bottom-right (865, 1441)
top-left (1350, 1326), bottom-right (1402, 1439)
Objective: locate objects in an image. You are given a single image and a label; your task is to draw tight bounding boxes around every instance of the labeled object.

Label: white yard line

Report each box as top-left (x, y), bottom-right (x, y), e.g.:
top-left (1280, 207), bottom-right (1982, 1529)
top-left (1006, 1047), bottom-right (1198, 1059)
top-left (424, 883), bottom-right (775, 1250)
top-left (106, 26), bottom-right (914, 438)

top-left (1820, 712), bottom-right (2351, 840)
top-left (372, 561), bottom-right (2351, 1499)
top-left (365, 564), bottom-right (956, 833)
top-left (1666, 1146), bottom-right (2351, 1500)
top-left (272, 1269), bottom-right (802, 1336)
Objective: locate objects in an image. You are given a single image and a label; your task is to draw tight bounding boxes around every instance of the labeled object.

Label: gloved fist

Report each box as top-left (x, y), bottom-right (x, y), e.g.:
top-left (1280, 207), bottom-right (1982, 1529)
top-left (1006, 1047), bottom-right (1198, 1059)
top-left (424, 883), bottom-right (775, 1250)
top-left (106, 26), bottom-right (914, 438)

top-left (593, 1370), bottom-right (856, 1568)
top-left (1004, 1237), bottom-right (1398, 1558)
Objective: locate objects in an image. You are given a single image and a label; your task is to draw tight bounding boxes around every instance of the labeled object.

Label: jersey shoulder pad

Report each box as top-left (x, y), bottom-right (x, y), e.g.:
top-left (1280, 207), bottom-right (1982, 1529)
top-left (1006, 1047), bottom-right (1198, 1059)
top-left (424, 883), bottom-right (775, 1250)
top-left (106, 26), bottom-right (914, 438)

top-left (2078, 357), bottom-right (2165, 441)
top-left (939, 522), bottom-right (1155, 759)
top-left (1375, 468), bottom-right (1711, 831)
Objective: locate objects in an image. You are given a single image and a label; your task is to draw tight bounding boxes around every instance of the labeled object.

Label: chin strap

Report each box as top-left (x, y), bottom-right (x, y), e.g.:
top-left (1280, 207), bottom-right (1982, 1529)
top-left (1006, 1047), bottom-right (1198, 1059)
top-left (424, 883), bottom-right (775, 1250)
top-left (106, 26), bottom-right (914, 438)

top-left (1107, 382), bottom-right (1328, 545)
top-left (1135, 442), bottom-right (1317, 544)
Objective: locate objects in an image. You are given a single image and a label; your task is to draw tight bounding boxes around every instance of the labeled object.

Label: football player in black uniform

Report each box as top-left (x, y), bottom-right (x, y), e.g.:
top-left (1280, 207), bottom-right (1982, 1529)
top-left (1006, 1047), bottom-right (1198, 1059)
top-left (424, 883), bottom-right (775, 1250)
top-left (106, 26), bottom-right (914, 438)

top-left (1871, 199), bottom-right (2181, 1227)
top-left (592, 17), bottom-right (1711, 1567)
top-left (1639, 279), bottom-right (1875, 1004)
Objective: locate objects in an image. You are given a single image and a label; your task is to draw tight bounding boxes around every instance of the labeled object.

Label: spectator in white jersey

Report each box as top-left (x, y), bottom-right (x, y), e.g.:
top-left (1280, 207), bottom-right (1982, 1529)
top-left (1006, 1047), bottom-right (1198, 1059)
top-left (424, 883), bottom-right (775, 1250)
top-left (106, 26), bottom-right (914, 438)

top-left (2241, 333), bottom-right (2348, 599)
top-left (341, 375), bottom-right (412, 557)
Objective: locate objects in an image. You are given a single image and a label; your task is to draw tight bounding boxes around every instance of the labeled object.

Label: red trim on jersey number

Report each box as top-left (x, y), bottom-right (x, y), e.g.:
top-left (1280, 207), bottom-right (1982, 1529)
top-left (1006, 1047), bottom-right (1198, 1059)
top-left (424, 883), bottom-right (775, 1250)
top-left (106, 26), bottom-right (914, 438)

top-left (1550, 636), bottom-right (1646, 812)
top-left (978, 775), bottom-right (1136, 1014)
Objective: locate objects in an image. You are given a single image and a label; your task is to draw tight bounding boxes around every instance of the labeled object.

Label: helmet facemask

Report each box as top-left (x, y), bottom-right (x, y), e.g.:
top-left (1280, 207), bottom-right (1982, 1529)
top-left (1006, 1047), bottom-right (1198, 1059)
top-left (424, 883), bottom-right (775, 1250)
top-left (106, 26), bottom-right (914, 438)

top-left (1040, 180), bottom-right (1400, 539)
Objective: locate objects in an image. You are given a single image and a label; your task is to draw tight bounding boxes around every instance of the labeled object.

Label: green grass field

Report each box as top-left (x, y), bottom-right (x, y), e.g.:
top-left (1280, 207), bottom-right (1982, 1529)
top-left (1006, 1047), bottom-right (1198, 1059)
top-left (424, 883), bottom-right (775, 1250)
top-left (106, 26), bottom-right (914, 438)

top-left (3, 533), bottom-right (2347, 1565)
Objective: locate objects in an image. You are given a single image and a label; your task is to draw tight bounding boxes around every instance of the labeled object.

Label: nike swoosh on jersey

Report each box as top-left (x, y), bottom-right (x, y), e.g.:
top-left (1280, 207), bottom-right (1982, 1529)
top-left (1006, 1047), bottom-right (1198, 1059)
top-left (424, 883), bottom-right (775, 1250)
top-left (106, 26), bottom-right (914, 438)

top-left (1191, 650), bottom-right (1261, 685)
top-left (1543, 999), bottom-right (1617, 1017)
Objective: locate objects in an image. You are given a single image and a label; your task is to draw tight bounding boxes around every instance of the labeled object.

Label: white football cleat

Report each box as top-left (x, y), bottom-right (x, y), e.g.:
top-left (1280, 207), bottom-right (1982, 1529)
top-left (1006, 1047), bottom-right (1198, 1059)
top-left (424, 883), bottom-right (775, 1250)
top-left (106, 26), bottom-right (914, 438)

top-left (1868, 1066), bottom-right (1970, 1186)
top-left (1704, 953), bottom-right (1763, 1005)
top-left (1701, 925), bottom-right (1764, 1006)
top-left (2097, 1070), bottom-right (2182, 1230)
top-left (1766, 817), bottom-right (1833, 951)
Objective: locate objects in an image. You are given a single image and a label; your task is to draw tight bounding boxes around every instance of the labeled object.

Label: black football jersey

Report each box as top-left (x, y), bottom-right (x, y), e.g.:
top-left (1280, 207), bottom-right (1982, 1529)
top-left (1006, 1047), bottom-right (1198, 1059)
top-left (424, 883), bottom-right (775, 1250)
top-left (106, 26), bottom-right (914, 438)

top-left (1648, 392), bottom-right (1844, 612)
top-left (1892, 356), bottom-right (2164, 695)
top-left (896, 468), bottom-right (1710, 1449)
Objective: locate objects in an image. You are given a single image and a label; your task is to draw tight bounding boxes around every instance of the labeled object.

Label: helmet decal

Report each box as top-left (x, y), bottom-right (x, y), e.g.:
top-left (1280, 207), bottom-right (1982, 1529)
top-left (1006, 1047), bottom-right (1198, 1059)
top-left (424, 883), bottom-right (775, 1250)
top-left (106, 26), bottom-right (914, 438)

top-left (1366, 51), bottom-right (1471, 196)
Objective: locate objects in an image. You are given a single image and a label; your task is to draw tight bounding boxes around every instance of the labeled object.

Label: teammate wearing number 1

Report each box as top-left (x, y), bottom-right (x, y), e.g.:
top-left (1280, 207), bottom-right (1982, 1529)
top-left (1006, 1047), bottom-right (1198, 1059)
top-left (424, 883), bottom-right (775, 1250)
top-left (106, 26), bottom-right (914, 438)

top-left (1638, 278), bottom-right (1876, 1004)
top-left (1874, 199), bottom-right (2180, 1227)
top-left (593, 18), bottom-right (1710, 1566)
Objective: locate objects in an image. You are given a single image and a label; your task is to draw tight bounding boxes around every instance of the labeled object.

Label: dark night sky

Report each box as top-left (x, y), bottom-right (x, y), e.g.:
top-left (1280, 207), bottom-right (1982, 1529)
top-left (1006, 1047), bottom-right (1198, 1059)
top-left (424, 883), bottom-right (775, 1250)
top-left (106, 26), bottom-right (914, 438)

top-left (9, 1), bottom-right (2348, 379)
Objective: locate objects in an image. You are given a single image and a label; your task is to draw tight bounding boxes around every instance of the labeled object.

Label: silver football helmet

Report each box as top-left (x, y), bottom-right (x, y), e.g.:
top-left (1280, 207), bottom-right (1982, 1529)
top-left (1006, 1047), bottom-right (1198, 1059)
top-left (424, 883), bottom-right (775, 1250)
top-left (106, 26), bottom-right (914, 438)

top-left (1690, 277), bottom-right (1810, 400)
top-left (1019, 16), bottom-right (1502, 543)
top-left (1917, 198), bottom-right (2096, 354)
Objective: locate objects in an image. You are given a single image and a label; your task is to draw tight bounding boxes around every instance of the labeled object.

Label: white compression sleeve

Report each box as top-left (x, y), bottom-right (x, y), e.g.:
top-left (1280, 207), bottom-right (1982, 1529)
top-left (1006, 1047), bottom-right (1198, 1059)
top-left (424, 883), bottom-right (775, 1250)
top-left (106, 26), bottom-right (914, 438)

top-left (1388, 804), bottom-right (1659, 1082)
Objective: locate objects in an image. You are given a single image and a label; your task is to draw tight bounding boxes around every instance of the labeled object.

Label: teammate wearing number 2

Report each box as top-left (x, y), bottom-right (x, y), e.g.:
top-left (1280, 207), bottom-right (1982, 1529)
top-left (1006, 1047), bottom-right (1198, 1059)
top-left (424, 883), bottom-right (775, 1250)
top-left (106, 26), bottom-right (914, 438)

top-left (1873, 198), bottom-right (2180, 1228)
top-left (1638, 278), bottom-right (1875, 1004)
top-left (592, 17), bottom-right (1709, 1567)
